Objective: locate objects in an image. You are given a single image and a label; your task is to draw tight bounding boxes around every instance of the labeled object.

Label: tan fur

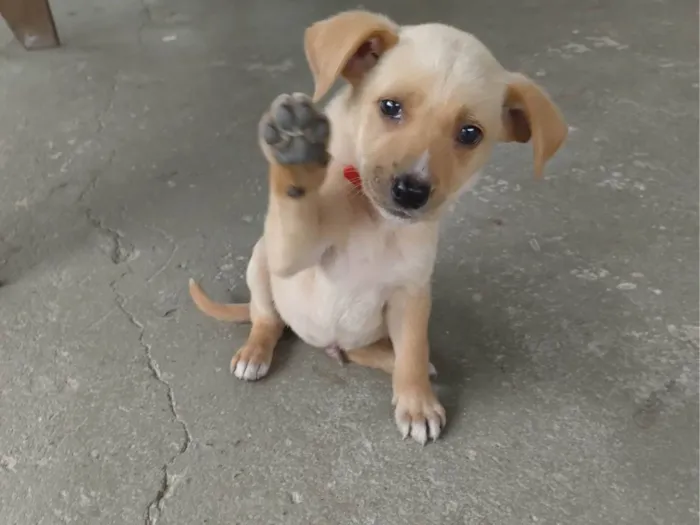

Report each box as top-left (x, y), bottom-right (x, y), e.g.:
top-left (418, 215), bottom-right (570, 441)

top-left (501, 73), bottom-right (569, 177)
top-left (190, 10), bottom-right (567, 444)
top-left (189, 279), bottom-right (250, 323)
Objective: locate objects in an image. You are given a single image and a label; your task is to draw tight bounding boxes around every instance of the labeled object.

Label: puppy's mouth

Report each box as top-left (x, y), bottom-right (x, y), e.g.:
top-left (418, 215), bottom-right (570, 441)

top-left (362, 181), bottom-right (424, 223)
top-left (369, 198), bottom-right (422, 223)
top-left (378, 206), bottom-right (414, 221)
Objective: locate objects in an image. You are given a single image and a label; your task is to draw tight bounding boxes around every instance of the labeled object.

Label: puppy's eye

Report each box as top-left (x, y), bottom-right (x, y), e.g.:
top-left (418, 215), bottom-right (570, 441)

top-left (379, 99), bottom-right (402, 120)
top-left (456, 125), bottom-right (483, 146)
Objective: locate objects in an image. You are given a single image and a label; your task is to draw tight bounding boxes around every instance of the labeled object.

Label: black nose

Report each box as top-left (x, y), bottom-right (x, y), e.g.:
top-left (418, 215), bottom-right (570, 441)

top-left (391, 174), bottom-right (431, 210)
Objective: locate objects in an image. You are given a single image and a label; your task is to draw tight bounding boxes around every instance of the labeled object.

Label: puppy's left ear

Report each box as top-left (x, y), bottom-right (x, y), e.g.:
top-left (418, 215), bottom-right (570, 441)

top-left (501, 73), bottom-right (568, 178)
top-left (304, 10), bottom-right (399, 102)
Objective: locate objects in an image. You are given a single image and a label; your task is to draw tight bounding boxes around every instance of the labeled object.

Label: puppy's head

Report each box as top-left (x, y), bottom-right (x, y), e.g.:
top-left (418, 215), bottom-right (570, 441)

top-left (305, 11), bottom-right (568, 222)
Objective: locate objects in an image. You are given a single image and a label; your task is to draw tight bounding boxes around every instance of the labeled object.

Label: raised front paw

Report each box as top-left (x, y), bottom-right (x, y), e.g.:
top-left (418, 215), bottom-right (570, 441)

top-left (393, 383), bottom-right (446, 445)
top-left (260, 93), bottom-right (330, 166)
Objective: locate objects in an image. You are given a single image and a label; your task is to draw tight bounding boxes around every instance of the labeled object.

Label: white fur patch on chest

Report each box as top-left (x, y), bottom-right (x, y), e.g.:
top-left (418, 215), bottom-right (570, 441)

top-left (271, 222), bottom-right (436, 349)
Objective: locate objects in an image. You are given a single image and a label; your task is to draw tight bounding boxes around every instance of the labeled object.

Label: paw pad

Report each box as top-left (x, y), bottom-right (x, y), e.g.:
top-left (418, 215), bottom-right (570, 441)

top-left (260, 93), bottom-right (330, 166)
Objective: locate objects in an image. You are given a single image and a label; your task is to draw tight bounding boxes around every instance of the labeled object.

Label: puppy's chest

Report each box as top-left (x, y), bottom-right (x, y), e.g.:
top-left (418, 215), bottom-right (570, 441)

top-left (273, 228), bottom-right (434, 349)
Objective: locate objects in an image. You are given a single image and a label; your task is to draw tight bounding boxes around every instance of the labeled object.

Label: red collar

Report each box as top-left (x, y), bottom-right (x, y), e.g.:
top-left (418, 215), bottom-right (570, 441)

top-left (343, 165), bottom-right (362, 189)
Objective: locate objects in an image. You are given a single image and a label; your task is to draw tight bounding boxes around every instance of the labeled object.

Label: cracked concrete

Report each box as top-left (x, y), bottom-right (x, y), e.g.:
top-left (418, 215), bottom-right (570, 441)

top-left (0, 0), bottom-right (698, 524)
top-left (112, 281), bottom-right (193, 525)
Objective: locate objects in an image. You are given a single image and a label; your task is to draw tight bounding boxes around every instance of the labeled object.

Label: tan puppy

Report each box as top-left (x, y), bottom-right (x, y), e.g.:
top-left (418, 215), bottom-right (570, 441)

top-left (189, 10), bottom-right (567, 444)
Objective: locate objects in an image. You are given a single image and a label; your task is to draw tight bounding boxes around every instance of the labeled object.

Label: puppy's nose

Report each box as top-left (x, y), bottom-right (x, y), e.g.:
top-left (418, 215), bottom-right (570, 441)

top-left (391, 174), bottom-right (431, 210)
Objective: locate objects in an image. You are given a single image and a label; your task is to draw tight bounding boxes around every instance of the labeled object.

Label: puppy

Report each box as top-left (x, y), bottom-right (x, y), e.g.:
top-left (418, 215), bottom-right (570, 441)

top-left (189, 10), bottom-right (567, 444)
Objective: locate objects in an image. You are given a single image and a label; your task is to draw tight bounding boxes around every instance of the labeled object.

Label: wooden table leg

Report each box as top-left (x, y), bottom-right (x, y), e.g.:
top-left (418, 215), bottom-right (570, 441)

top-left (0, 0), bottom-right (59, 50)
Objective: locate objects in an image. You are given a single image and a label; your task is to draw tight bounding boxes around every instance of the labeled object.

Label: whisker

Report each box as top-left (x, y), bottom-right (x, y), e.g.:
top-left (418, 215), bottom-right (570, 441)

top-left (344, 185), bottom-right (364, 198)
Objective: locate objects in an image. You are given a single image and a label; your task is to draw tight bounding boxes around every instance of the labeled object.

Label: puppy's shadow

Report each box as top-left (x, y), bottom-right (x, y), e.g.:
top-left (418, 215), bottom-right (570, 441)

top-left (428, 275), bottom-right (526, 432)
top-left (265, 328), bottom-right (297, 377)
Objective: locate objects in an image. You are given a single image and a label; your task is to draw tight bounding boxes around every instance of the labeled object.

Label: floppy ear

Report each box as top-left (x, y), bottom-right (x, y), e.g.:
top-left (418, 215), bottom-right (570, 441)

top-left (304, 10), bottom-right (399, 102)
top-left (501, 73), bottom-right (568, 178)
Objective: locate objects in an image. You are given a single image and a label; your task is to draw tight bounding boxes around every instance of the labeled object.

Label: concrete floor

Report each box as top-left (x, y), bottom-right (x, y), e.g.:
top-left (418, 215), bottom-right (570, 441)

top-left (0, 0), bottom-right (698, 523)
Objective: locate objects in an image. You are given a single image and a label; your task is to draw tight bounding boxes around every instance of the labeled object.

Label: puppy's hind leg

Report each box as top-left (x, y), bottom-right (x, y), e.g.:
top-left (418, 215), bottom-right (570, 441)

top-left (344, 339), bottom-right (437, 378)
top-left (230, 238), bottom-right (284, 381)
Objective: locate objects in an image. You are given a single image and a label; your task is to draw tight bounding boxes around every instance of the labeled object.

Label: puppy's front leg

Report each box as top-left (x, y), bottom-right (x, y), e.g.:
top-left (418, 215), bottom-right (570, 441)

top-left (260, 93), bottom-right (333, 277)
top-left (387, 286), bottom-right (446, 445)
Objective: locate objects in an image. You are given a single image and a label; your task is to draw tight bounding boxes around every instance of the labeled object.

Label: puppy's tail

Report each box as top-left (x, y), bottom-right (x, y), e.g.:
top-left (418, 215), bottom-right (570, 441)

top-left (188, 278), bottom-right (251, 323)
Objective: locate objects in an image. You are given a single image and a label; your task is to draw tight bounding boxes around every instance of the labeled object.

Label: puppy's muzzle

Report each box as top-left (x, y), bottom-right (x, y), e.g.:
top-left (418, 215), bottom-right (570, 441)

top-left (391, 173), bottom-right (431, 211)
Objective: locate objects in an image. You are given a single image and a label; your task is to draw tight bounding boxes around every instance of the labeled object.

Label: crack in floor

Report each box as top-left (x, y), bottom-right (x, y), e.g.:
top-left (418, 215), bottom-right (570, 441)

top-left (87, 210), bottom-right (135, 264)
top-left (110, 280), bottom-right (192, 525)
top-left (78, 150), bottom-right (134, 265)
top-left (145, 224), bottom-right (178, 283)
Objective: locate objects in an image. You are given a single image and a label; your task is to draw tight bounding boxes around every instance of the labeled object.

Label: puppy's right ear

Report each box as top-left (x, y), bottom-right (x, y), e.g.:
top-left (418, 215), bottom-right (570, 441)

top-left (304, 11), bottom-right (399, 102)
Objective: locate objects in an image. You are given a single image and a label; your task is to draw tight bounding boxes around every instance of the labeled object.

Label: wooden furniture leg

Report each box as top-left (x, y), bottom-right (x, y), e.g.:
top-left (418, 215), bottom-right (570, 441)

top-left (0, 0), bottom-right (59, 50)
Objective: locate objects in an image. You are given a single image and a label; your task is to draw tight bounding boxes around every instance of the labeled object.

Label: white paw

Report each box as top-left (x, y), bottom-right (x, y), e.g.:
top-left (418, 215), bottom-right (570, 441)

top-left (229, 343), bottom-right (272, 381)
top-left (393, 387), bottom-right (446, 445)
top-left (231, 360), bottom-right (269, 381)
